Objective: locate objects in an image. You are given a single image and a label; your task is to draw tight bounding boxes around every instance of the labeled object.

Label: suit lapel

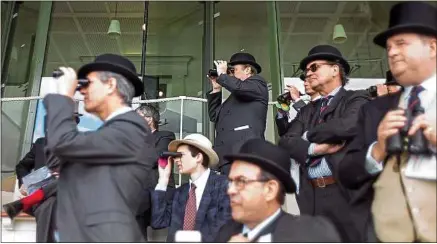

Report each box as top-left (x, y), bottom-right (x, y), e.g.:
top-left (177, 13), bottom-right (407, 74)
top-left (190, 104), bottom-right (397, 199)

top-left (321, 87), bottom-right (346, 118)
top-left (194, 172), bottom-right (214, 230)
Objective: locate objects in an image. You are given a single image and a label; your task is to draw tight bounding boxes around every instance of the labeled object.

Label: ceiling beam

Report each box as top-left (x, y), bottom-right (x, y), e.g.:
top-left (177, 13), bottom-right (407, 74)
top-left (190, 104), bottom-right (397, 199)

top-left (346, 25), bottom-right (372, 59)
top-left (281, 2), bottom-right (302, 57)
top-left (318, 2), bottom-right (347, 45)
top-left (104, 2), bottom-right (124, 55)
top-left (66, 2), bottom-right (94, 57)
top-left (52, 12), bottom-right (370, 19)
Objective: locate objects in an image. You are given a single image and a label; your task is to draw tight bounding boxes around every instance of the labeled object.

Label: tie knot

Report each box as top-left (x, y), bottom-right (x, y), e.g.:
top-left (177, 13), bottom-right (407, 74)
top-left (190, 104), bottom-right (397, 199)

top-left (412, 85), bottom-right (425, 95)
top-left (321, 95), bottom-right (333, 105)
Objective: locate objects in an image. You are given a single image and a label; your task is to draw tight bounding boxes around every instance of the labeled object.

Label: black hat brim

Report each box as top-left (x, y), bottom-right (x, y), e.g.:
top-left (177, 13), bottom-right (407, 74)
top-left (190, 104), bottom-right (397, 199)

top-left (373, 24), bottom-right (437, 47)
top-left (299, 53), bottom-right (351, 75)
top-left (77, 62), bottom-right (143, 97)
top-left (229, 61), bottom-right (262, 74)
top-left (224, 153), bottom-right (296, 193)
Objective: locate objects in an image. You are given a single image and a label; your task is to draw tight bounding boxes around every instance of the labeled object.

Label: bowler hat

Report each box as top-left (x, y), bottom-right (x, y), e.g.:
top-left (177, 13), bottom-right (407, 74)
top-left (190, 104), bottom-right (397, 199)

top-left (374, 2), bottom-right (437, 47)
top-left (229, 52), bottom-right (262, 74)
top-left (224, 138), bottom-right (296, 193)
top-left (299, 45), bottom-right (351, 75)
top-left (77, 54), bottom-right (143, 97)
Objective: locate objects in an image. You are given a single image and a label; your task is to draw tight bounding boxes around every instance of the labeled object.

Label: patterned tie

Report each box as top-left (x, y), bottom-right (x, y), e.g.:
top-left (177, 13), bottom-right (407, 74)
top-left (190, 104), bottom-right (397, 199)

top-left (308, 96), bottom-right (333, 167)
top-left (408, 85), bottom-right (425, 111)
top-left (183, 183), bottom-right (197, 230)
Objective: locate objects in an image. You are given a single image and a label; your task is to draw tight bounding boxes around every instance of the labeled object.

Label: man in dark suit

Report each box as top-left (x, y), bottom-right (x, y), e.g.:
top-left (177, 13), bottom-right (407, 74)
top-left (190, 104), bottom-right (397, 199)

top-left (338, 2), bottom-right (436, 242)
top-left (275, 74), bottom-right (320, 137)
top-left (43, 54), bottom-right (158, 242)
top-left (150, 134), bottom-right (231, 242)
top-left (278, 45), bottom-right (371, 242)
top-left (135, 104), bottom-right (176, 239)
top-left (207, 53), bottom-right (268, 176)
top-left (215, 138), bottom-right (341, 242)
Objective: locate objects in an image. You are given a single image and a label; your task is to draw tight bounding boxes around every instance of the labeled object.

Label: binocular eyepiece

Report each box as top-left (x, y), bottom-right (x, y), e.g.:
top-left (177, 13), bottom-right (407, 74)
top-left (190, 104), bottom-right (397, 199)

top-left (386, 107), bottom-right (429, 155)
top-left (207, 65), bottom-right (234, 78)
top-left (52, 69), bottom-right (89, 91)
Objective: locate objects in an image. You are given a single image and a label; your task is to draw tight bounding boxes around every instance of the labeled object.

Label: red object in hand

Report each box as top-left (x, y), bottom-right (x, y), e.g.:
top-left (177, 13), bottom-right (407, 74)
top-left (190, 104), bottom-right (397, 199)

top-left (158, 157), bottom-right (168, 168)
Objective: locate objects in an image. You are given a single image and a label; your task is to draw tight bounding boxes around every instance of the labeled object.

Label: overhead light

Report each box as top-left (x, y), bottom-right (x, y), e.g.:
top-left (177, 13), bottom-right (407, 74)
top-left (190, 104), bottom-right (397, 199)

top-left (333, 24), bottom-right (347, 44)
top-left (108, 19), bottom-right (121, 38)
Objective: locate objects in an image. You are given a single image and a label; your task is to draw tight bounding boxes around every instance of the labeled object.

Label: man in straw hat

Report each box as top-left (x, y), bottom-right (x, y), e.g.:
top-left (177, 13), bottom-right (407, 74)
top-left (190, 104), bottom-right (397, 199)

top-left (207, 52), bottom-right (269, 176)
top-left (150, 133), bottom-right (231, 242)
top-left (215, 138), bottom-right (341, 242)
top-left (278, 44), bottom-right (371, 242)
top-left (43, 54), bottom-right (158, 242)
top-left (338, 1), bottom-right (436, 242)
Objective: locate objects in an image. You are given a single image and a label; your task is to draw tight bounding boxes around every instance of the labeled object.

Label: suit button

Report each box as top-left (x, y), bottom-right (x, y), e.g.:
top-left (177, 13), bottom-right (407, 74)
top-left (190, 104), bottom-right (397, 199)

top-left (221, 128), bottom-right (224, 131)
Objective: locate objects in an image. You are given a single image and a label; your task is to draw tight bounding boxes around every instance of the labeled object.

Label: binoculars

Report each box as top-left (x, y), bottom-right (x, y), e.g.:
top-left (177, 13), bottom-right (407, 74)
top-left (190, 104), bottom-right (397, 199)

top-left (207, 64), bottom-right (234, 78)
top-left (160, 151), bottom-right (183, 158)
top-left (52, 69), bottom-right (89, 91)
top-left (386, 107), bottom-right (429, 155)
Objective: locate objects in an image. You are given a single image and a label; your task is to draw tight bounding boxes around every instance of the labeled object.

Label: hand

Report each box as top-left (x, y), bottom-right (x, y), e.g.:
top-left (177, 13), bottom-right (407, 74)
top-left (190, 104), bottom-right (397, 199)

top-left (285, 85), bottom-right (300, 102)
top-left (372, 109), bottom-right (407, 161)
top-left (313, 142), bottom-right (345, 155)
top-left (208, 76), bottom-right (222, 92)
top-left (214, 60), bottom-right (228, 76)
top-left (376, 84), bottom-right (388, 97)
top-left (19, 185), bottom-right (28, 196)
top-left (408, 114), bottom-right (436, 147)
top-left (55, 67), bottom-right (78, 98)
top-left (52, 171), bottom-right (60, 179)
top-left (228, 234), bottom-right (249, 243)
top-left (157, 157), bottom-right (172, 185)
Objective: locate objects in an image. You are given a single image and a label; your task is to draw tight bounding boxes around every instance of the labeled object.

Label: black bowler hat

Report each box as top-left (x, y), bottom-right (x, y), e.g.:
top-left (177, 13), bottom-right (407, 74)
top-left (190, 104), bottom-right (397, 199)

top-left (228, 52), bottom-right (262, 74)
top-left (299, 45), bottom-right (351, 75)
top-left (77, 54), bottom-right (143, 97)
top-left (374, 2), bottom-right (437, 47)
top-left (224, 138), bottom-right (296, 193)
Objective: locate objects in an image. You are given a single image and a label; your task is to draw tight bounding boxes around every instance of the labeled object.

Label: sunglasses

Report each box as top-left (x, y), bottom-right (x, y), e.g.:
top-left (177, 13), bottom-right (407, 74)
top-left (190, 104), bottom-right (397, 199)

top-left (304, 62), bottom-right (336, 75)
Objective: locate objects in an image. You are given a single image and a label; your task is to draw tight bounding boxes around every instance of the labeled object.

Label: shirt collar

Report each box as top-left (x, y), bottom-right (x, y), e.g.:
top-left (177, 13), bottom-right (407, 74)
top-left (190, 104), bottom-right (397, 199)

top-left (189, 168), bottom-right (210, 191)
top-left (326, 85), bottom-right (342, 98)
top-left (242, 208), bottom-right (282, 241)
top-left (105, 106), bottom-right (132, 121)
top-left (402, 73), bottom-right (436, 99)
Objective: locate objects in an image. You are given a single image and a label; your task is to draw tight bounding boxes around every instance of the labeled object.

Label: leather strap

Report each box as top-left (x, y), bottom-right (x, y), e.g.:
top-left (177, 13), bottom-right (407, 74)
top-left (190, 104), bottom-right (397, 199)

top-left (309, 176), bottom-right (336, 188)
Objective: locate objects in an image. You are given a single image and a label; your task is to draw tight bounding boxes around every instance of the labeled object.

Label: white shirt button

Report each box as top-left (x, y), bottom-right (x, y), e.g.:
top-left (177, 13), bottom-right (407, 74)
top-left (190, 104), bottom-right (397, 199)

top-left (412, 207), bottom-right (420, 214)
top-left (406, 187), bottom-right (413, 193)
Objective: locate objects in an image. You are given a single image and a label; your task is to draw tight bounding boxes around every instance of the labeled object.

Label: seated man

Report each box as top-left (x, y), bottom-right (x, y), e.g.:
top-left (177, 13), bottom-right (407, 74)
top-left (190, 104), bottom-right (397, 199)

top-left (150, 134), bottom-right (231, 242)
top-left (215, 139), bottom-right (341, 242)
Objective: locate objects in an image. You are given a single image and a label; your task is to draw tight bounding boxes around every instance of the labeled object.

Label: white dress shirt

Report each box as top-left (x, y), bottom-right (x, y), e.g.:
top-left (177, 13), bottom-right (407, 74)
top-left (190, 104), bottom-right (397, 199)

top-left (365, 73), bottom-right (436, 180)
top-left (105, 106), bottom-right (133, 121)
top-left (241, 208), bottom-right (281, 242)
top-left (155, 168), bottom-right (211, 210)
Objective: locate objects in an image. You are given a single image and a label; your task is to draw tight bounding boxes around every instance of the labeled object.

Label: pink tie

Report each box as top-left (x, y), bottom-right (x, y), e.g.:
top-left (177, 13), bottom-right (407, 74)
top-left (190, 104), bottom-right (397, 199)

top-left (183, 183), bottom-right (197, 230)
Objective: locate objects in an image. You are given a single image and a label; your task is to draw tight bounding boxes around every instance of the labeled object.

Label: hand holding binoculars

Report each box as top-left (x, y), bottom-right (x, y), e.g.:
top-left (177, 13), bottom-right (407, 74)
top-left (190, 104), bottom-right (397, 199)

top-left (52, 69), bottom-right (89, 91)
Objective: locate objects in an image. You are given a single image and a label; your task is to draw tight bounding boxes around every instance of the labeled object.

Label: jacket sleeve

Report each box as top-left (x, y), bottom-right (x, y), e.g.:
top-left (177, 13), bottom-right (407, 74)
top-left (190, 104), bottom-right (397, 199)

top-left (206, 91), bottom-right (222, 123)
top-left (292, 99), bottom-right (307, 112)
top-left (307, 92), bottom-right (370, 143)
top-left (275, 112), bottom-right (290, 137)
top-left (150, 188), bottom-right (176, 229)
top-left (15, 138), bottom-right (41, 187)
top-left (278, 111), bottom-right (311, 165)
top-left (216, 74), bottom-right (267, 102)
top-left (43, 94), bottom-right (150, 165)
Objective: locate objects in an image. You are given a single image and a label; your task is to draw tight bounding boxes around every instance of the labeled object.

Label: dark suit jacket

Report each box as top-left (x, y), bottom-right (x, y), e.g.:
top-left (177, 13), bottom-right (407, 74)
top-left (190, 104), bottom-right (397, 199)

top-left (153, 130), bottom-right (176, 187)
top-left (275, 100), bottom-right (312, 137)
top-left (215, 211), bottom-right (341, 242)
top-left (15, 137), bottom-right (47, 187)
top-left (207, 74), bottom-right (268, 169)
top-left (151, 171), bottom-right (231, 242)
top-left (43, 94), bottom-right (158, 242)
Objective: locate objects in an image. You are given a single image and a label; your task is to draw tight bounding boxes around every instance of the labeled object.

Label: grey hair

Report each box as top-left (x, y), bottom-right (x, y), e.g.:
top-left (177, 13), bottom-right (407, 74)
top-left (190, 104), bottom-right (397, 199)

top-left (135, 104), bottom-right (160, 129)
top-left (244, 64), bottom-right (258, 75)
top-left (97, 71), bottom-right (135, 105)
top-left (330, 61), bottom-right (349, 86)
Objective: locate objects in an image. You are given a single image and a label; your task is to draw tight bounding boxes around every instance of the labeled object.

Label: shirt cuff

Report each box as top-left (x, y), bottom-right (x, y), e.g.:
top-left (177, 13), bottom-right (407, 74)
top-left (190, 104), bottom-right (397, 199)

top-left (301, 131), bottom-right (308, 141)
top-left (308, 143), bottom-right (316, 156)
top-left (155, 182), bottom-right (168, 191)
top-left (365, 142), bottom-right (384, 175)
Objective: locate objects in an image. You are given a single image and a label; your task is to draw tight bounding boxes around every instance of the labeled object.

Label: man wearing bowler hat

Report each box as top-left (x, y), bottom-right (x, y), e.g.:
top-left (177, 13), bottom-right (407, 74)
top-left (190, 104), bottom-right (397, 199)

top-left (278, 45), bottom-right (371, 242)
top-left (207, 53), bottom-right (268, 176)
top-left (215, 138), bottom-right (341, 242)
top-left (338, 2), bottom-right (436, 242)
top-left (43, 54), bottom-right (158, 242)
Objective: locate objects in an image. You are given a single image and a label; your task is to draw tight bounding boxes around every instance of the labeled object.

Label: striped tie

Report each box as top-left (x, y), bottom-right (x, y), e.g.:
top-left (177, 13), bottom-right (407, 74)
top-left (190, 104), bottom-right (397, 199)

top-left (183, 183), bottom-right (197, 230)
top-left (309, 95), bottom-right (333, 167)
top-left (408, 86), bottom-right (424, 110)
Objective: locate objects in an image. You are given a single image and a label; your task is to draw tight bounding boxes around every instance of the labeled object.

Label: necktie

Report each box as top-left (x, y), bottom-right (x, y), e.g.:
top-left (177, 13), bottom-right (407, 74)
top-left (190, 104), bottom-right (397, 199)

top-left (408, 85), bottom-right (425, 111)
top-left (183, 183), bottom-right (197, 230)
top-left (308, 96), bottom-right (333, 167)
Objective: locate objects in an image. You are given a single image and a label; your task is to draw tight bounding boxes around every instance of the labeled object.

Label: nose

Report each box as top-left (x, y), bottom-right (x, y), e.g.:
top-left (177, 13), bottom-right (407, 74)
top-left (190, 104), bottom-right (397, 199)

top-left (387, 45), bottom-right (399, 59)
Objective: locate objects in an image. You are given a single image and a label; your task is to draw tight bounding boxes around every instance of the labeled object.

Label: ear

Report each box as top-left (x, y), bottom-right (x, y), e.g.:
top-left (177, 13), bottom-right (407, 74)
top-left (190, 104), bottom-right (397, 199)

top-left (264, 180), bottom-right (279, 202)
top-left (429, 37), bottom-right (436, 59)
top-left (107, 77), bottom-right (117, 94)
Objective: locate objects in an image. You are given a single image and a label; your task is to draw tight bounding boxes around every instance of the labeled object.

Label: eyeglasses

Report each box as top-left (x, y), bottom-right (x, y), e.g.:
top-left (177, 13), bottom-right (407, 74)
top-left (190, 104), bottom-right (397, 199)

top-left (228, 177), bottom-right (270, 191)
top-left (304, 62), bottom-right (336, 75)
